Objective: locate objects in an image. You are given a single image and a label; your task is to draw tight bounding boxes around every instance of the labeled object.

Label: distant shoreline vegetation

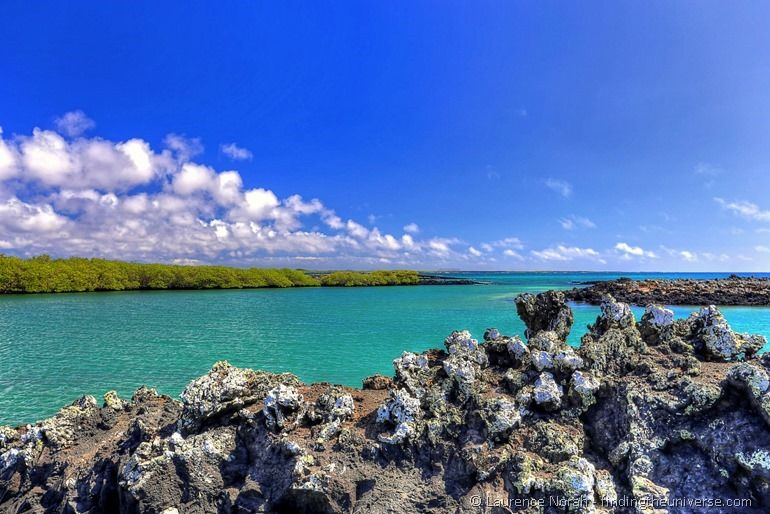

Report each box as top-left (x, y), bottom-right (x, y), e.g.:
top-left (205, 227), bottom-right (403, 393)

top-left (0, 255), bottom-right (425, 294)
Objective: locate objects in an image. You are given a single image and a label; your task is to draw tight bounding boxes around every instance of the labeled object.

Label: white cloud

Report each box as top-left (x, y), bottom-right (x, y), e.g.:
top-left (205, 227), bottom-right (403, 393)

top-left (660, 246), bottom-right (699, 262)
top-left (699, 252), bottom-right (729, 262)
top-left (0, 198), bottom-right (67, 233)
top-left (531, 245), bottom-right (601, 262)
top-left (172, 163), bottom-right (217, 196)
top-left (346, 220), bottom-right (369, 239)
top-left (559, 215), bottom-right (596, 230)
top-left (715, 198), bottom-right (770, 222)
top-left (14, 128), bottom-right (158, 190)
top-left (54, 110), bottom-right (95, 137)
top-left (503, 249), bottom-right (523, 259)
top-left (0, 119), bottom-right (468, 267)
top-left (545, 178), bottom-right (572, 198)
top-left (468, 246), bottom-right (482, 257)
top-left (756, 246), bottom-right (770, 253)
top-left (487, 237), bottom-right (524, 250)
top-left (221, 143), bottom-right (253, 161)
top-left (614, 242), bottom-right (657, 259)
top-left (240, 188), bottom-right (281, 220)
top-left (0, 128), bottom-right (18, 180)
top-left (164, 133), bottom-right (203, 161)
top-left (426, 238), bottom-right (461, 256)
top-left (403, 222), bottom-right (420, 234)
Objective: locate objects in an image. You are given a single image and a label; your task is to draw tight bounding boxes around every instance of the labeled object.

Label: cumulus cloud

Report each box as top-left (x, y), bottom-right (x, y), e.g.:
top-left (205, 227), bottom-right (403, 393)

top-left (54, 110), bottom-right (95, 137)
top-left (468, 246), bottom-right (482, 257)
top-left (221, 143), bottom-right (253, 161)
top-left (614, 242), bottom-right (657, 259)
top-left (503, 249), bottom-right (523, 259)
top-left (715, 198), bottom-right (770, 222)
top-left (403, 222), bottom-right (420, 234)
top-left (487, 237), bottom-right (524, 250)
top-left (660, 246), bottom-right (699, 262)
top-left (531, 245), bottom-right (602, 262)
top-left (545, 178), bottom-right (572, 198)
top-left (0, 198), bottom-right (68, 233)
top-left (472, 237), bottom-right (525, 259)
top-left (0, 117), bottom-right (468, 267)
top-left (0, 128), bottom-right (18, 180)
top-left (164, 133), bottom-right (204, 161)
top-left (13, 129), bottom-right (158, 190)
top-left (559, 215), bottom-right (596, 230)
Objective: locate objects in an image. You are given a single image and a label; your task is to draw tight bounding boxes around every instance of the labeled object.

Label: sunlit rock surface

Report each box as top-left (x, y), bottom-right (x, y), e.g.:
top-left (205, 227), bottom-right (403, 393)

top-left (2, 292), bottom-right (770, 513)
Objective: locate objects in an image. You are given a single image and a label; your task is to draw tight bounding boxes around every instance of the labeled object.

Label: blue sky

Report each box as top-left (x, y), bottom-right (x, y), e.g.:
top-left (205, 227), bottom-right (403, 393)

top-left (2, 2), bottom-right (770, 270)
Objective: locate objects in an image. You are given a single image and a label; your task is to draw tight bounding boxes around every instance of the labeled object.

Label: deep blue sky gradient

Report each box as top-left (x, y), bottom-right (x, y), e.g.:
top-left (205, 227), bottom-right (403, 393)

top-left (3, 2), bottom-right (770, 270)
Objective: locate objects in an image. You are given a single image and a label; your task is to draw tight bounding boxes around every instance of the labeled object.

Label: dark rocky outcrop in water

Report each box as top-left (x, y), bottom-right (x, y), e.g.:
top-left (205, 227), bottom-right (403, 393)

top-left (417, 274), bottom-right (481, 285)
top-left (566, 275), bottom-right (770, 306)
top-left (3, 293), bottom-right (770, 513)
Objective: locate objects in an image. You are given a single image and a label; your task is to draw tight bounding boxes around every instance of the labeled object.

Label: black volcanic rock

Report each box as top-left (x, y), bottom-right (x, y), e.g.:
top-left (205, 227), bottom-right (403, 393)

top-left (2, 292), bottom-right (770, 513)
top-left (566, 275), bottom-right (770, 306)
top-left (514, 289), bottom-right (574, 340)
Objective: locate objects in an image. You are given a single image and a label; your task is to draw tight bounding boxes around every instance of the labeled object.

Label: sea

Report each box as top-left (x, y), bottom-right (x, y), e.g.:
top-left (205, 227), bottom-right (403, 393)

top-left (1, 271), bottom-right (769, 425)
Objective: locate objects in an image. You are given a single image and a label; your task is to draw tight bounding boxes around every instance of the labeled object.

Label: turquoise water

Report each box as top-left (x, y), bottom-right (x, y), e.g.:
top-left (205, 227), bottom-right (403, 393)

top-left (1, 271), bottom-right (769, 425)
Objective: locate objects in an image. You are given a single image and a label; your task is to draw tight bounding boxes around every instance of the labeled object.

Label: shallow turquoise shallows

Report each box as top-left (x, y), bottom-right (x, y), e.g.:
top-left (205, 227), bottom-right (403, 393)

top-left (2, 271), bottom-right (770, 425)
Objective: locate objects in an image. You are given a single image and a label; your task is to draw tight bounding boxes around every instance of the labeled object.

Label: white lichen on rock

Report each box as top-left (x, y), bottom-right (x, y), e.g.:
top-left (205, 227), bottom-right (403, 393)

top-left (179, 360), bottom-right (299, 431)
top-left (377, 389), bottom-right (422, 444)
top-left (645, 304), bottom-right (674, 327)
top-left (696, 306), bottom-right (765, 361)
top-left (531, 350), bottom-right (554, 371)
top-left (507, 336), bottom-right (529, 359)
top-left (264, 384), bottom-right (304, 432)
top-left (534, 372), bottom-right (563, 410)
top-left (570, 370), bottom-right (600, 408)
top-left (727, 362), bottom-right (770, 398)
top-left (103, 390), bottom-right (127, 410)
top-left (736, 449), bottom-right (770, 480)
top-left (481, 398), bottom-right (521, 440)
top-left (554, 347), bottom-right (584, 371)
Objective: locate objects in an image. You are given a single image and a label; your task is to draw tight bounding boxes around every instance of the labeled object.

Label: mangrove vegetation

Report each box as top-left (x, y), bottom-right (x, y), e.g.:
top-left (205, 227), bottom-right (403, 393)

top-left (0, 255), bottom-right (423, 293)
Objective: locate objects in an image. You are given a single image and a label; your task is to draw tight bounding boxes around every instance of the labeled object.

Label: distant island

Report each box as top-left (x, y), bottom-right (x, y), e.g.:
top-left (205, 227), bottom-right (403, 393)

top-left (566, 275), bottom-right (770, 306)
top-left (0, 255), bottom-right (477, 294)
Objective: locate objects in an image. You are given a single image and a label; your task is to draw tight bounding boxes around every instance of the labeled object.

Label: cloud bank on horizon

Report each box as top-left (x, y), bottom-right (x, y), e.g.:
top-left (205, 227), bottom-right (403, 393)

top-left (3, 3), bottom-right (770, 271)
top-left (0, 113), bottom-right (767, 271)
top-left (0, 117), bottom-right (452, 267)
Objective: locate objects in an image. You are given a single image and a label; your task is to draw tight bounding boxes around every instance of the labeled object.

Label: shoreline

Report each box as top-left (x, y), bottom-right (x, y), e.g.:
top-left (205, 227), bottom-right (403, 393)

top-left (2, 291), bottom-right (769, 512)
top-left (0, 273), bottom-right (481, 296)
top-left (0, 255), bottom-right (486, 295)
top-left (566, 275), bottom-right (770, 306)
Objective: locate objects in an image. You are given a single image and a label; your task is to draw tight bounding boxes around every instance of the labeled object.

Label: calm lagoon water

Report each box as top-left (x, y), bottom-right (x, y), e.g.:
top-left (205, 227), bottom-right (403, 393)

top-left (1, 271), bottom-right (770, 425)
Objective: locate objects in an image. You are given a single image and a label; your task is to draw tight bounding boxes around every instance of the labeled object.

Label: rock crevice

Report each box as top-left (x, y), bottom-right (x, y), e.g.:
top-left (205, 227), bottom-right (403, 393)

top-left (2, 293), bottom-right (770, 513)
